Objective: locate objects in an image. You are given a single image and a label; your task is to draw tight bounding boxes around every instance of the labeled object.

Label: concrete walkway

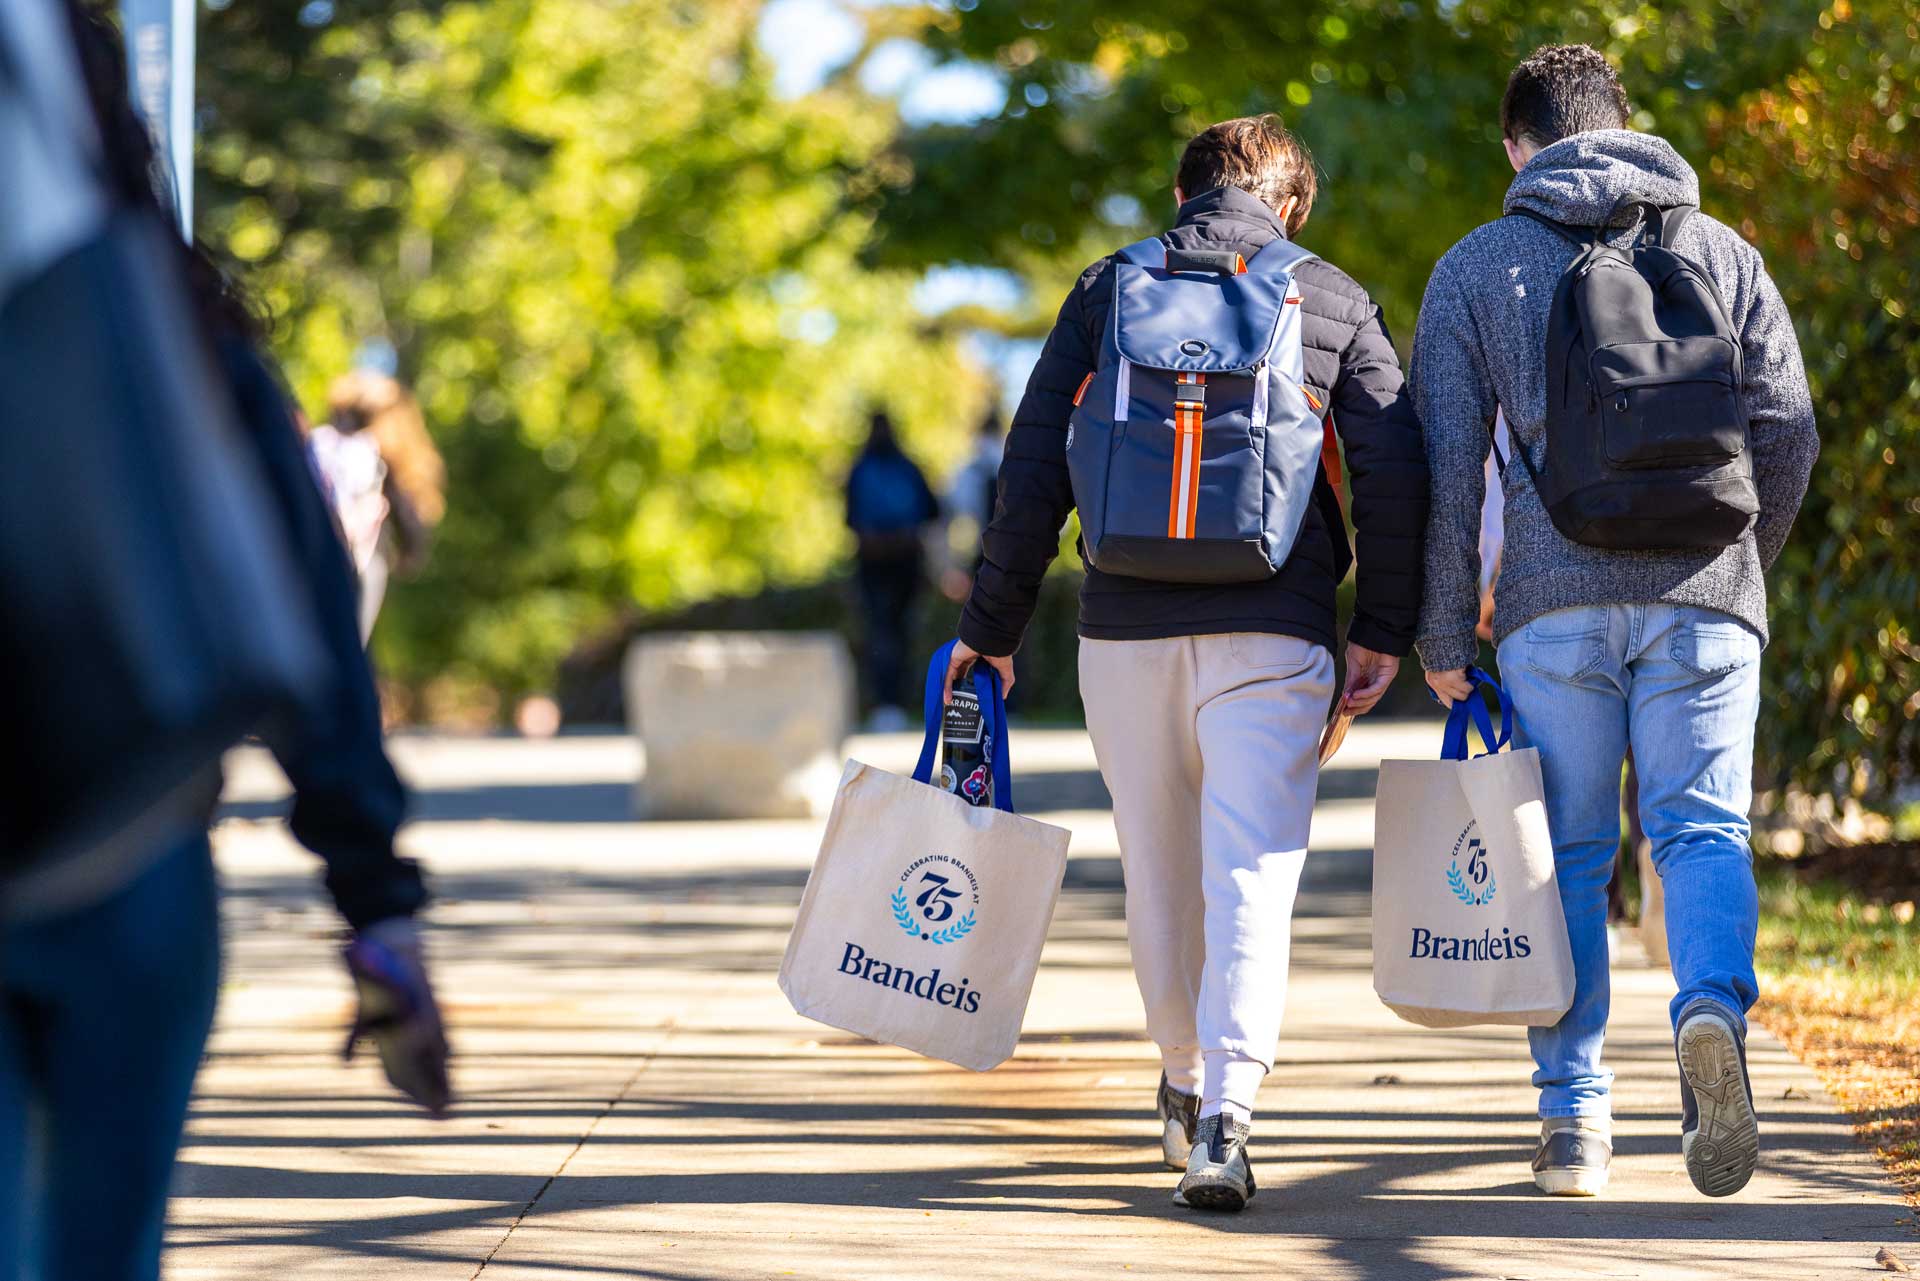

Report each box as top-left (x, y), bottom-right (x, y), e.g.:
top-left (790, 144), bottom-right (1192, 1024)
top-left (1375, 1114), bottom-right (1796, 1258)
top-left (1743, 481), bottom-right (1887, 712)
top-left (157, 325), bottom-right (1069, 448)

top-left (173, 724), bottom-right (1910, 1280)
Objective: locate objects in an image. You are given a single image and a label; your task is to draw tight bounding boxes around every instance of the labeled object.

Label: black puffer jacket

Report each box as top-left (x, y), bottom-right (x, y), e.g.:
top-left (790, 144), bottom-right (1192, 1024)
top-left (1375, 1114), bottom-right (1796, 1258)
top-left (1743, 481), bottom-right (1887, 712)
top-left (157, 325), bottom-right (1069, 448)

top-left (959, 185), bottom-right (1429, 658)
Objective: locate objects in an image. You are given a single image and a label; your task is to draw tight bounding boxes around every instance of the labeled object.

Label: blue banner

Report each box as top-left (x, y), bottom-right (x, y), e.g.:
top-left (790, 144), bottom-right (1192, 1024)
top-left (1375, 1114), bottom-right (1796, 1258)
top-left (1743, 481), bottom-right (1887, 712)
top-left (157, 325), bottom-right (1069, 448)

top-left (121, 0), bottom-right (195, 237)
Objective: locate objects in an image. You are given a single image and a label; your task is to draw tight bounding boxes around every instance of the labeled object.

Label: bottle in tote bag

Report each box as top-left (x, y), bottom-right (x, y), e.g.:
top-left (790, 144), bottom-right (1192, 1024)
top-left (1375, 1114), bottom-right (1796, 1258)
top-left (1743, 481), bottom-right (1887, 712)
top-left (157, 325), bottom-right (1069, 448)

top-left (939, 681), bottom-right (993, 808)
top-left (1370, 668), bottom-right (1576, 1029)
top-left (778, 642), bottom-right (1070, 1071)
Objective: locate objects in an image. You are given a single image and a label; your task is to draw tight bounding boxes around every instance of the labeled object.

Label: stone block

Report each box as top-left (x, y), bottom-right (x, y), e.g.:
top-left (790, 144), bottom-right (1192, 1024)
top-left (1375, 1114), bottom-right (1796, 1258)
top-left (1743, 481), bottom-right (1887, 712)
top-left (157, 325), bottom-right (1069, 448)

top-left (624, 631), bottom-right (853, 819)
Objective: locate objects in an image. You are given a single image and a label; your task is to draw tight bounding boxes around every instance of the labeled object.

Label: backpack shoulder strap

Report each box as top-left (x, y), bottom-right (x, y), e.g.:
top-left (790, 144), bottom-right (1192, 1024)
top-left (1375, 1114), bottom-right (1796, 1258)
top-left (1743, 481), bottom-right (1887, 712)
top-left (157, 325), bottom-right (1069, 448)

top-left (1245, 236), bottom-right (1315, 276)
top-left (1508, 207), bottom-right (1588, 248)
top-left (1115, 236), bottom-right (1167, 268)
top-left (1656, 203), bottom-right (1698, 249)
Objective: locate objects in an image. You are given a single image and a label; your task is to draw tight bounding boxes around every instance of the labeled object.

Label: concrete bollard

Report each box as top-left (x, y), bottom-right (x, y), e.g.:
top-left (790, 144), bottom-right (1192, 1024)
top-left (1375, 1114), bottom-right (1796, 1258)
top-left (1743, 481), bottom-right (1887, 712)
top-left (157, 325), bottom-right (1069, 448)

top-left (624, 631), bottom-right (853, 820)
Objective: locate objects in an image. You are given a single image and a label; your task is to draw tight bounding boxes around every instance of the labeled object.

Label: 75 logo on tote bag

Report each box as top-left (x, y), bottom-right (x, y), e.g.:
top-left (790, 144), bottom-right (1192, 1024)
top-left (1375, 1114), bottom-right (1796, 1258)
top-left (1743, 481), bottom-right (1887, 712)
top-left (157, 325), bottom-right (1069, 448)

top-left (891, 855), bottom-right (980, 944)
top-left (1446, 821), bottom-right (1497, 908)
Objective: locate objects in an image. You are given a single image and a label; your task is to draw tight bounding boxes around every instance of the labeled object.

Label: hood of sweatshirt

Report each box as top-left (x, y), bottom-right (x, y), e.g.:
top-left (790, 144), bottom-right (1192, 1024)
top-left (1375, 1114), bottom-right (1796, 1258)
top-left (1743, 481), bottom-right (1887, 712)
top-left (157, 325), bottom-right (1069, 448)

top-left (1502, 128), bottom-right (1700, 227)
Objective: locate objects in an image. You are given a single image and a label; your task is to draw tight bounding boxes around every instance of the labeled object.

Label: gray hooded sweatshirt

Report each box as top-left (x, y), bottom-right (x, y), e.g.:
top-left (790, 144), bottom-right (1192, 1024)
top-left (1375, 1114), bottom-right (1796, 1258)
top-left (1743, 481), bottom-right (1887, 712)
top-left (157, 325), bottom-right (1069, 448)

top-left (1411, 129), bottom-right (1818, 672)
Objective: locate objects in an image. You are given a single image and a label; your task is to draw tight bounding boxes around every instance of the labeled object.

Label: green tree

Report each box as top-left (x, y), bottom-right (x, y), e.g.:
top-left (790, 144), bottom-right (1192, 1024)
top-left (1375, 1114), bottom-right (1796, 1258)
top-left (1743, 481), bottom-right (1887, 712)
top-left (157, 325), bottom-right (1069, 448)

top-left (1711, 0), bottom-right (1919, 808)
top-left (197, 0), bottom-right (986, 712)
top-left (872, 0), bottom-right (1915, 806)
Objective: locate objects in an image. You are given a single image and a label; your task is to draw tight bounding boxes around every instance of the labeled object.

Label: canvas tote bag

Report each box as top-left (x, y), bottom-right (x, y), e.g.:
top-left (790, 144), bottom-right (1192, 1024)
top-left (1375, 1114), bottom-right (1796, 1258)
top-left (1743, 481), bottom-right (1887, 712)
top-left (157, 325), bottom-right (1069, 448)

top-left (1372, 668), bottom-right (1575, 1028)
top-left (779, 642), bottom-right (1071, 1071)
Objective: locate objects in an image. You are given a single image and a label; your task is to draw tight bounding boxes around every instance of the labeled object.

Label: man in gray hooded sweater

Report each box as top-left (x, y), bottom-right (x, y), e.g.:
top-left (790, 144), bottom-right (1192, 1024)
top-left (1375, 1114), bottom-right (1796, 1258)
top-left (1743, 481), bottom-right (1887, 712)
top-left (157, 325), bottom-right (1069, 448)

top-left (1412, 45), bottom-right (1818, 1200)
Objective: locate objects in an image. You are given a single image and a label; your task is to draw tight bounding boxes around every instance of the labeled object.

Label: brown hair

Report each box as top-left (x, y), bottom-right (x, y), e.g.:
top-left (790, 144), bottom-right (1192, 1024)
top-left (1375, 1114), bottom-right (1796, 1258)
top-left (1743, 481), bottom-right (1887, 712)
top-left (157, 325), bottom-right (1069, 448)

top-left (327, 370), bottom-right (447, 528)
top-left (1176, 114), bottom-right (1318, 237)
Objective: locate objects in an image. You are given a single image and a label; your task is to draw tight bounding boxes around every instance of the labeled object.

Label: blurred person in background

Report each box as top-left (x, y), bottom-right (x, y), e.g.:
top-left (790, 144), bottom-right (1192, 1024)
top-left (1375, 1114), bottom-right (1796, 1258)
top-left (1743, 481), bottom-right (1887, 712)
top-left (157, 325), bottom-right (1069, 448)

top-left (845, 410), bottom-right (940, 730)
top-left (939, 406), bottom-right (1008, 602)
top-left (0, 9), bottom-right (451, 1280)
top-left (309, 366), bottom-right (446, 641)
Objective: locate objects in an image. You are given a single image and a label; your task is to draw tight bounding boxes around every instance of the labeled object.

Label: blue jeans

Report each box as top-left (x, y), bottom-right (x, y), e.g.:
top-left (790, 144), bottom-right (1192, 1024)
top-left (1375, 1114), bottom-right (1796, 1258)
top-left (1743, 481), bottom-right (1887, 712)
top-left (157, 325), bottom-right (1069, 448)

top-left (1497, 603), bottom-right (1761, 1120)
top-left (0, 832), bottom-right (221, 1281)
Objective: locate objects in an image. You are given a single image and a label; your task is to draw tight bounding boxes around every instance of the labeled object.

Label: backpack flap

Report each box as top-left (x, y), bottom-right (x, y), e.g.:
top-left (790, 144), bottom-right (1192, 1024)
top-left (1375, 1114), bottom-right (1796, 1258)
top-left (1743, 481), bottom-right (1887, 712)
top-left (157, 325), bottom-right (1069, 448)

top-left (1112, 264), bottom-right (1292, 374)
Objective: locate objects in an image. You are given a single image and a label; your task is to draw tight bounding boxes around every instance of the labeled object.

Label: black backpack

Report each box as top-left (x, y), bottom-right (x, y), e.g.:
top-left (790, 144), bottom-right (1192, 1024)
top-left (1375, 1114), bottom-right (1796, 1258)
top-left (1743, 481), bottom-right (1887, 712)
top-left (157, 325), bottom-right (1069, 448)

top-left (1509, 198), bottom-right (1758, 551)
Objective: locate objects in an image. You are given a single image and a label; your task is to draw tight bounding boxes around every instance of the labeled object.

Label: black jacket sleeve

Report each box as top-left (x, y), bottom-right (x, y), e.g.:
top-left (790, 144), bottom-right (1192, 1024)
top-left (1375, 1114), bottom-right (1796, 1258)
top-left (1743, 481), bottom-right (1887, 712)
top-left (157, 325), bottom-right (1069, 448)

top-left (1328, 298), bottom-right (1429, 657)
top-left (957, 264), bottom-right (1100, 656)
top-left (220, 338), bottom-right (427, 929)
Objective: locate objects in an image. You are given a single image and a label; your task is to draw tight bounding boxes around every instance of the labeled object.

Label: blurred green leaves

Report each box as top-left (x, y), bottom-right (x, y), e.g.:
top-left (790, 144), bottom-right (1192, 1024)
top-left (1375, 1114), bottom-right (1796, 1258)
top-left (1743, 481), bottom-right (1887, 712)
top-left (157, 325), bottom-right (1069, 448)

top-left (196, 0), bottom-right (1915, 803)
top-left (198, 0), bottom-right (984, 707)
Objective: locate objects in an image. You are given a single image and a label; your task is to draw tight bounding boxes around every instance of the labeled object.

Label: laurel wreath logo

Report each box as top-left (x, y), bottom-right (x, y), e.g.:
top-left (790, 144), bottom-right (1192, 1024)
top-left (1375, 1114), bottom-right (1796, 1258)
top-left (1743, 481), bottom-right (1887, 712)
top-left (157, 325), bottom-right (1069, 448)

top-left (929, 910), bottom-right (976, 944)
top-left (1446, 862), bottom-right (1497, 907)
top-left (891, 886), bottom-right (977, 944)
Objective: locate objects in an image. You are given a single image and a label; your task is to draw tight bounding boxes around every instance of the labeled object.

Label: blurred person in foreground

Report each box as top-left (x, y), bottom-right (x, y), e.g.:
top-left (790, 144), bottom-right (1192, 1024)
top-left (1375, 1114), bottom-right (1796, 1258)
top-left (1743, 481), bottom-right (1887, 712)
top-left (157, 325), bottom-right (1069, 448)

top-left (944, 115), bottom-right (1428, 1210)
top-left (1414, 45), bottom-right (1816, 1198)
top-left (845, 410), bottom-right (940, 730)
top-left (309, 366), bottom-right (445, 641)
top-left (0, 10), bottom-right (450, 1280)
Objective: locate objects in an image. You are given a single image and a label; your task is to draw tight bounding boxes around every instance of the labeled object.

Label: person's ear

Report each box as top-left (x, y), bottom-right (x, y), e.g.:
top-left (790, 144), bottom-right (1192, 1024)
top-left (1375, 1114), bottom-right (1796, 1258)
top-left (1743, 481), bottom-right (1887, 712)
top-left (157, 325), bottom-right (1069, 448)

top-left (1278, 194), bottom-right (1301, 234)
top-left (1503, 136), bottom-right (1532, 173)
top-left (1173, 185), bottom-right (1186, 208)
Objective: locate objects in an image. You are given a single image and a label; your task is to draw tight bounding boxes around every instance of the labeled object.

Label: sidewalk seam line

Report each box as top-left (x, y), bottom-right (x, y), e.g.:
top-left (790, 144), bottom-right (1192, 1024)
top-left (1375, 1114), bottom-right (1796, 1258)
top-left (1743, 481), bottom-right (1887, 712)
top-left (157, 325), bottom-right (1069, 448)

top-left (469, 1021), bottom-right (676, 1278)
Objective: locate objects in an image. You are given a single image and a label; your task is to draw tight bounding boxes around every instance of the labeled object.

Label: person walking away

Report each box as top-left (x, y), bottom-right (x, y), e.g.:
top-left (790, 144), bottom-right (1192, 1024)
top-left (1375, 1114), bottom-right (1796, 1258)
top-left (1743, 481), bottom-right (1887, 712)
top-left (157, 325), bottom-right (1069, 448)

top-left (0, 11), bottom-right (452, 1280)
top-left (845, 411), bottom-right (940, 729)
top-left (945, 115), bottom-right (1429, 1210)
top-left (310, 368), bottom-right (445, 641)
top-left (939, 406), bottom-right (1009, 601)
top-left (1413, 44), bottom-right (1817, 1199)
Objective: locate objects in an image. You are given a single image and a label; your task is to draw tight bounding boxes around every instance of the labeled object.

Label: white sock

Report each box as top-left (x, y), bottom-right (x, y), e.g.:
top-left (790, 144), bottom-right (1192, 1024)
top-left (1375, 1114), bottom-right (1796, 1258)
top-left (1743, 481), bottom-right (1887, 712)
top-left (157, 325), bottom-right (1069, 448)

top-left (1199, 1050), bottom-right (1265, 1125)
top-left (1202, 1099), bottom-right (1252, 1126)
top-left (1545, 1114), bottom-right (1613, 1138)
top-left (1163, 1056), bottom-right (1202, 1097)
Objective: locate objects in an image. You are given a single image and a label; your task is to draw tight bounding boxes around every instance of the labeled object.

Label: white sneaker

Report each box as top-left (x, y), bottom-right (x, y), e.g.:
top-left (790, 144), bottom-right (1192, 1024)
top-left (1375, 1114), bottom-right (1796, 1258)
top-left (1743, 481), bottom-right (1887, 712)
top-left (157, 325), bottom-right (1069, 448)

top-left (1156, 1074), bottom-right (1199, 1171)
top-left (1677, 1000), bottom-right (1760, 1197)
top-left (1174, 1114), bottom-right (1255, 1212)
top-left (1532, 1116), bottom-right (1612, 1196)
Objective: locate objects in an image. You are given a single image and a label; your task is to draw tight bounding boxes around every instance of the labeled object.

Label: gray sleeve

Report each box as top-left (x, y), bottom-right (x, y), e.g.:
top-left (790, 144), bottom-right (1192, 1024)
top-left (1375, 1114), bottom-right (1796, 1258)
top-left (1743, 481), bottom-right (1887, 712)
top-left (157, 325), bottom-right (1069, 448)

top-left (1732, 253), bottom-right (1818, 569)
top-left (1411, 257), bottom-right (1498, 673)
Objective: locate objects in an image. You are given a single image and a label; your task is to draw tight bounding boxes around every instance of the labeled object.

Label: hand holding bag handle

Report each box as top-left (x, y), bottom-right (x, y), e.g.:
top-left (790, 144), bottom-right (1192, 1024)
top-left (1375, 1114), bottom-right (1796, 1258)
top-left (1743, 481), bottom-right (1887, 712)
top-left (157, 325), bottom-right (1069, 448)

top-left (911, 639), bottom-right (1015, 813)
top-left (1439, 665), bottom-right (1515, 762)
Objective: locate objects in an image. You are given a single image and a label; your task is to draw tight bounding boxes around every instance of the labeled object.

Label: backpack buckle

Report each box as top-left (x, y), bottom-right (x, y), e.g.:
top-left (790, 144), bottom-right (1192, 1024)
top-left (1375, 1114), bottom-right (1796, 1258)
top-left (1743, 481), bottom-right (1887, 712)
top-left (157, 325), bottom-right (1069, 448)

top-left (1173, 377), bottom-right (1206, 408)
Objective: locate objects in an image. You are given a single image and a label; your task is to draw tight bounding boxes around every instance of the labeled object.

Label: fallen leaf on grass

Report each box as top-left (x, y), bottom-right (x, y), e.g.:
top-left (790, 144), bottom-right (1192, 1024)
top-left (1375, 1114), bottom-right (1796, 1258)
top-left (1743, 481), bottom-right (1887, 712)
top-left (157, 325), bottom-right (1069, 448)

top-left (1878, 1246), bottom-right (1910, 1273)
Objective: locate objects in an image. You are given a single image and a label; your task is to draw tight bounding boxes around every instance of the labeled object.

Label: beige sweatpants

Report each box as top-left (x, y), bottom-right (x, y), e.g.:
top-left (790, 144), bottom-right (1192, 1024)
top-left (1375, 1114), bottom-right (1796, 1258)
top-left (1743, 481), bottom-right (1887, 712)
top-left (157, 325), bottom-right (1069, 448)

top-left (1079, 632), bottom-right (1332, 1117)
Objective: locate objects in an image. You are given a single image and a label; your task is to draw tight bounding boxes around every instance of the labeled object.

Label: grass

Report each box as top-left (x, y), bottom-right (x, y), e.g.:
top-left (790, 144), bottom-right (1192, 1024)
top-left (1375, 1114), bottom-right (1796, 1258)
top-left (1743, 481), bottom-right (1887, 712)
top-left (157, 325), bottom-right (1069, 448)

top-left (1751, 862), bottom-right (1920, 1210)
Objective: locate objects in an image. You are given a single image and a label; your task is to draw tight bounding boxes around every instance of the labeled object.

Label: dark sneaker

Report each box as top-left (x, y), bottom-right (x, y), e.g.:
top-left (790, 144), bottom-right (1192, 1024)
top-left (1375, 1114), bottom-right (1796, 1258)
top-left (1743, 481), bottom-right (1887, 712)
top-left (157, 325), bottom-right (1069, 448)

top-left (1175, 1114), bottom-right (1256, 1212)
top-left (1531, 1118), bottom-right (1612, 1196)
top-left (1676, 999), bottom-right (1760, 1197)
top-left (1157, 1074), bottom-right (1200, 1171)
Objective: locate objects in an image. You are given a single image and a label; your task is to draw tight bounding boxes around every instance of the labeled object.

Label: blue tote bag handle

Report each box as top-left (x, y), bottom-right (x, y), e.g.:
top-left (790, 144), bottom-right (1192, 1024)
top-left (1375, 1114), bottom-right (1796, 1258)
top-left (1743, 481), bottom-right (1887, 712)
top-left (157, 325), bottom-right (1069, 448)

top-left (1438, 665), bottom-right (1515, 761)
top-left (912, 640), bottom-right (1016, 813)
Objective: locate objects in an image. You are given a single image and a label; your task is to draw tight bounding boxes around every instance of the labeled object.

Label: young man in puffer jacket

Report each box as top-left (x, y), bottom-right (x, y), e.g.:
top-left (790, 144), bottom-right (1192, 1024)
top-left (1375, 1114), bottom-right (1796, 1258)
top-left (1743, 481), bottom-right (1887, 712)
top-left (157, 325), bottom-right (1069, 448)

top-left (944, 115), bottom-right (1429, 1211)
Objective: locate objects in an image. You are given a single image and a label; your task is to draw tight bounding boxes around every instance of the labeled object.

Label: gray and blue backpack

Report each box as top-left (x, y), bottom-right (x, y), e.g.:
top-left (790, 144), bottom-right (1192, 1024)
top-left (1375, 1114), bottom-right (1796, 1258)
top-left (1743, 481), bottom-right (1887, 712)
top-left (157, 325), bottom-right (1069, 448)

top-left (1066, 235), bottom-right (1325, 585)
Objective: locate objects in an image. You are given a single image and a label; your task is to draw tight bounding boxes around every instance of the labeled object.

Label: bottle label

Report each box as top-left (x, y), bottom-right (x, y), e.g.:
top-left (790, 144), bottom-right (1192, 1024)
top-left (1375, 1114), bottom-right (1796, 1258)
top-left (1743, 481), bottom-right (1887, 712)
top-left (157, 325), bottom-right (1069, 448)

top-left (942, 688), bottom-right (984, 746)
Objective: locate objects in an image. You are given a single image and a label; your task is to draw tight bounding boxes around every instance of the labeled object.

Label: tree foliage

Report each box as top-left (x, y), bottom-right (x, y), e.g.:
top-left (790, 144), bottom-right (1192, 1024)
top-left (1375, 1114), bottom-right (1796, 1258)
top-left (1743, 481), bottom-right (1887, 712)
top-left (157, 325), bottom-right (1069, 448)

top-left (872, 0), bottom-right (1916, 805)
top-left (1712, 0), bottom-right (1920, 806)
top-left (197, 0), bottom-right (986, 711)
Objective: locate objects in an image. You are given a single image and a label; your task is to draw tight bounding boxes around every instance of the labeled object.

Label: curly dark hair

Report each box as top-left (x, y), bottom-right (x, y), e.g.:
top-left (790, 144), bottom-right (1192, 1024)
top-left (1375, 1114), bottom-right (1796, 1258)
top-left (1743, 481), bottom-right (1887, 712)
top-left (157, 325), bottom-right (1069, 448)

top-left (1500, 44), bottom-right (1631, 149)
